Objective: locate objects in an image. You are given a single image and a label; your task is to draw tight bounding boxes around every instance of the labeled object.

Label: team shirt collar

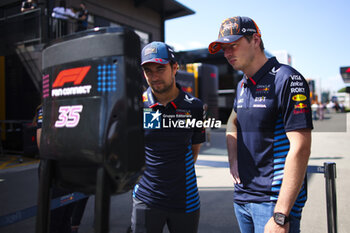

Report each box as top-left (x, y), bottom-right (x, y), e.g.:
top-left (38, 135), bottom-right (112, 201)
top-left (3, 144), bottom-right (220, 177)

top-left (146, 83), bottom-right (185, 109)
top-left (244, 57), bottom-right (279, 86)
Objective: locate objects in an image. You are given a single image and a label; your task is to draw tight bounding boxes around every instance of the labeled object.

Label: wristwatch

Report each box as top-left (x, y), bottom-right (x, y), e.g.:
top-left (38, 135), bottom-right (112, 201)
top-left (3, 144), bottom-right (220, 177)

top-left (273, 212), bottom-right (289, 226)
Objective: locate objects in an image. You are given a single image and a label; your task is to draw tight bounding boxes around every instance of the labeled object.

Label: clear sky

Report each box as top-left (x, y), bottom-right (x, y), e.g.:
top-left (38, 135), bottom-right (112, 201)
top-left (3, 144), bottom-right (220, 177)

top-left (165, 0), bottom-right (350, 94)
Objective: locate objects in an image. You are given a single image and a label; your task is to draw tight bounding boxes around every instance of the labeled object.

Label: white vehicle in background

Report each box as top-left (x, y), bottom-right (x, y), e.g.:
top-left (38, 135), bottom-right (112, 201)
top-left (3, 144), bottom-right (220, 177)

top-left (335, 92), bottom-right (350, 110)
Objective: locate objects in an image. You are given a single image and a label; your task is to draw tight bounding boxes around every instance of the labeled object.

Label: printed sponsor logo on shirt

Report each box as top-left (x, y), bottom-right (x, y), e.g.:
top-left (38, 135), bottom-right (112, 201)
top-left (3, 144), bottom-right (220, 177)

top-left (269, 67), bottom-right (280, 75)
top-left (38, 115), bottom-right (43, 124)
top-left (175, 109), bottom-right (191, 117)
top-left (238, 98), bottom-right (244, 104)
top-left (255, 84), bottom-right (270, 94)
top-left (290, 75), bottom-right (302, 81)
top-left (293, 108), bottom-right (310, 115)
top-left (291, 87), bottom-right (305, 93)
top-left (292, 94), bottom-right (307, 102)
top-left (290, 81), bottom-right (304, 87)
top-left (256, 87), bottom-right (269, 92)
top-left (142, 93), bottom-right (148, 102)
top-left (252, 104), bottom-right (266, 108)
top-left (294, 103), bottom-right (307, 109)
top-left (184, 94), bottom-right (194, 104)
top-left (254, 96), bottom-right (266, 102)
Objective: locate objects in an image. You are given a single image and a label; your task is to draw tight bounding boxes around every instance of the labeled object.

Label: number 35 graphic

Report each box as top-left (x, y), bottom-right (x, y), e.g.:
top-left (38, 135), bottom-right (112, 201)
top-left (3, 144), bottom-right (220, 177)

top-left (55, 105), bottom-right (83, 128)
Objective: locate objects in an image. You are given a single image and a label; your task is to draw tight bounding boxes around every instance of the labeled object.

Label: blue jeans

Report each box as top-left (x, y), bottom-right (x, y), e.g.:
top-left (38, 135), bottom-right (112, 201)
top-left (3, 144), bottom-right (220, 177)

top-left (234, 202), bottom-right (300, 233)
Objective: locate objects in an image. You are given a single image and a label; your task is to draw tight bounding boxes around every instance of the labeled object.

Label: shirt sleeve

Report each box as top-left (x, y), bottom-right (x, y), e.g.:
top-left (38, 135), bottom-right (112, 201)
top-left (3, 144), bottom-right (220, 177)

top-left (280, 70), bottom-right (313, 132)
top-left (233, 91), bottom-right (238, 113)
top-left (191, 102), bottom-right (206, 144)
top-left (233, 81), bottom-right (241, 113)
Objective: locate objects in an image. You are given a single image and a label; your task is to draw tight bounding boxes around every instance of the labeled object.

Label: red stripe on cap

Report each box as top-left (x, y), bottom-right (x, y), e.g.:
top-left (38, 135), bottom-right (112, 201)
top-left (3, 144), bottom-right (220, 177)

top-left (170, 102), bottom-right (177, 109)
top-left (346, 68), bottom-right (350, 73)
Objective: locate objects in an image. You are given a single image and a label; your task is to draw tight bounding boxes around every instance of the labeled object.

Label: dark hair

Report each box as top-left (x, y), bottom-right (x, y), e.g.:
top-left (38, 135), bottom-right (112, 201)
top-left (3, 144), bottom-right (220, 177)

top-left (169, 61), bottom-right (178, 72)
top-left (244, 35), bottom-right (264, 51)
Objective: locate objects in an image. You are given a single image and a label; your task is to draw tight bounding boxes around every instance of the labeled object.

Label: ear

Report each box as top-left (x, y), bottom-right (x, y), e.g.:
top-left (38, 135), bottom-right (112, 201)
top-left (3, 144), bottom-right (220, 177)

top-left (172, 62), bottom-right (179, 75)
top-left (253, 33), bottom-right (261, 48)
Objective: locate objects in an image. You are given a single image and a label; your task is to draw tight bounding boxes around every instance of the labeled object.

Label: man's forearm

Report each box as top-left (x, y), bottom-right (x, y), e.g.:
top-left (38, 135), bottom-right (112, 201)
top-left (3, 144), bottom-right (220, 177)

top-left (274, 130), bottom-right (311, 216)
top-left (226, 109), bottom-right (240, 183)
top-left (226, 109), bottom-right (238, 165)
top-left (192, 144), bottom-right (201, 163)
top-left (226, 133), bottom-right (237, 165)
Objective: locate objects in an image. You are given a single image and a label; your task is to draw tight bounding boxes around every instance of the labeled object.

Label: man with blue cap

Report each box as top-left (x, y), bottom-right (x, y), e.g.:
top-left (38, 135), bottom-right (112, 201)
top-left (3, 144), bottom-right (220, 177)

top-left (130, 41), bottom-right (205, 233)
top-left (209, 16), bottom-right (313, 233)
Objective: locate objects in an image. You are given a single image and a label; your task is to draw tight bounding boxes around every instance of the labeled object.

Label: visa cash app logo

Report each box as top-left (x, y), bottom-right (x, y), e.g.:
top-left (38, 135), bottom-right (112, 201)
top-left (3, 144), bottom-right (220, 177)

top-left (143, 109), bottom-right (161, 129)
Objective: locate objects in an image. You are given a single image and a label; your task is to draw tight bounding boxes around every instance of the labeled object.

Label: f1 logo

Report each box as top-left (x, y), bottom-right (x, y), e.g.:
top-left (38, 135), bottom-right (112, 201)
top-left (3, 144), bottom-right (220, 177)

top-left (52, 66), bottom-right (91, 88)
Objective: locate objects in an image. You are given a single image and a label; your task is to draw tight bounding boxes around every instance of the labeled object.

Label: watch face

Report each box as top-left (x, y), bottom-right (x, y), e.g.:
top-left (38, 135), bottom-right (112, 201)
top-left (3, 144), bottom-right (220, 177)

top-left (274, 213), bottom-right (287, 226)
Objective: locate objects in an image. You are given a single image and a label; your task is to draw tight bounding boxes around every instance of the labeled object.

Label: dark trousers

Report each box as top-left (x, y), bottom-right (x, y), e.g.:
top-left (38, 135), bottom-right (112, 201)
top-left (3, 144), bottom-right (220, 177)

top-left (131, 197), bottom-right (200, 233)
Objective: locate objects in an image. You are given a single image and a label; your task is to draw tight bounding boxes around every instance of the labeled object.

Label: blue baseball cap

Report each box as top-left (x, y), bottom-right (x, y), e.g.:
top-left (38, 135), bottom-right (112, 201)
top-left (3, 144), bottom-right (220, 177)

top-left (141, 41), bottom-right (176, 65)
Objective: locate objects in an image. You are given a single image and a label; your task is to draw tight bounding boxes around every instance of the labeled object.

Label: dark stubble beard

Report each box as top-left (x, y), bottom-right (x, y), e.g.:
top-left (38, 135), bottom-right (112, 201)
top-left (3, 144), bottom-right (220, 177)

top-left (152, 75), bottom-right (175, 94)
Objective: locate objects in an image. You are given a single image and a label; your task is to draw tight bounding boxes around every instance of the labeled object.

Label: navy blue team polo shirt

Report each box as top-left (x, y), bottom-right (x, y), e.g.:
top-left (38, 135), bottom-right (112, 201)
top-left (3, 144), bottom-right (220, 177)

top-left (36, 106), bottom-right (43, 128)
top-left (233, 57), bottom-right (313, 218)
top-left (133, 84), bottom-right (205, 213)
